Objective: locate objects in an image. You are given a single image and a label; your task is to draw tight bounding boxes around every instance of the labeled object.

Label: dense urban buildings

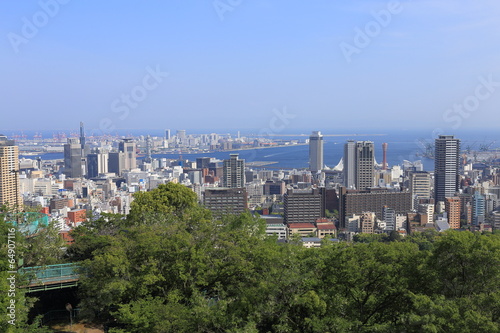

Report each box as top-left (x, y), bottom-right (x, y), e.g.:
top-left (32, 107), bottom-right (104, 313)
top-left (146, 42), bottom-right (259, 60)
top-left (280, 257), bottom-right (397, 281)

top-left (6, 127), bottom-right (500, 245)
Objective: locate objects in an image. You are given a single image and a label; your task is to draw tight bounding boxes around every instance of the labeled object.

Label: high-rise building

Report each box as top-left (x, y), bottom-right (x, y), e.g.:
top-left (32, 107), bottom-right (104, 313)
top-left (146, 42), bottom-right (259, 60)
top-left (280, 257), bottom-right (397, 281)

top-left (382, 143), bottom-right (388, 170)
top-left (64, 138), bottom-right (84, 178)
top-left (119, 139), bottom-right (137, 171)
top-left (309, 131), bottom-right (324, 173)
top-left (165, 129), bottom-right (171, 140)
top-left (0, 135), bottom-right (21, 208)
top-left (355, 141), bottom-right (375, 190)
top-left (344, 141), bottom-right (374, 190)
top-left (108, 152), bottom-right (125, 176)
top-left (79, 121), bottom-right (86, 151)
top-left (382, 206), bottom-right (396, 231)
top-left (176, 129), bottom-right (186, 143)
top-left (284, 187), bottom-right (326, 224)
top-left (444, 196), bottom-right (461, 229)
top-left (222, 154), bottom-right (245, 188)
top-left (87, 152), bottom-right (109, 178)
top-left (409, 171), bottom-right (432, 209)
top-left (344, 140), bottom-right (356, 188)
top-left (472, 192), bottom-right (485, 226)
top-left (434, 135), bottom-right (460, 203)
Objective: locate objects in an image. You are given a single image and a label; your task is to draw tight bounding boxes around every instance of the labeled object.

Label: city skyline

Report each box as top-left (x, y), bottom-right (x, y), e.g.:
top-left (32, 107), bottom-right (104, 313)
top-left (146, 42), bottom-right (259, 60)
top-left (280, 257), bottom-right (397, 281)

top-left (2, 1), bottom-right (500, 132)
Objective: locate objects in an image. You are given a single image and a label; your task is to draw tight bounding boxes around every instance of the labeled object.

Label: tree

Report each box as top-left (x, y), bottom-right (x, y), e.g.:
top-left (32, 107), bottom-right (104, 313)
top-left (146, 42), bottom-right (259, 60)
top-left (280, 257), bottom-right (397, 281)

top-left (0, 206), bottom-right (52, 332)
top-left (127, 182), bottom-right (198, 222)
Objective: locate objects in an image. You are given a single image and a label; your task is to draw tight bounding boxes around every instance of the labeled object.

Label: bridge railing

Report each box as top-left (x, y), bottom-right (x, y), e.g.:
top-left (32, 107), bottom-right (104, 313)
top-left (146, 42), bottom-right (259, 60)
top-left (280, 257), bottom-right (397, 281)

top-left (19, 263), bottom-right (81, 292)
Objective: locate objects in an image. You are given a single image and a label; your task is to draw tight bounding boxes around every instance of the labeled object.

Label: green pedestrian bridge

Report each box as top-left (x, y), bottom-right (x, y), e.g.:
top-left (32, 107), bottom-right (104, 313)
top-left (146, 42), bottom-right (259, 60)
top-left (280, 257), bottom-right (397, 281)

top-left (19, 263), bottom-right (80, 293)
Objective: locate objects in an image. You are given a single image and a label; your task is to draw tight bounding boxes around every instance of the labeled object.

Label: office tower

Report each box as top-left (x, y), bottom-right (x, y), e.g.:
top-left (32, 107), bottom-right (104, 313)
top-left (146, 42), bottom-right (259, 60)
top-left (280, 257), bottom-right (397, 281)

top-left (222, 154), bottom-right (245, 188)
top-left (472, 192), bottom-right (485, 226)
top-left (409, 171), bottom-right (432, 209)
top-left (355, 141), bottom-right (375, 190)
top-left (119, 139), bottom-right (137, 171)
top-left (284, 187), bottom-right (326, 224)
top-left (108, 152), bottom-right (125, 175)
top-left (79, 121), bottom-right (86, 151)
top-left (445, 196), bottom-right (461, 229)
top-left (434, 135), bottom-right (460, 203)
top-left (309, 131), bottom-right (324, 173)
top-left (64, 138), bottom-right (83, 178)
top-left (144, 135), bottom-right (152, 163)
top-left (87, 152), bottom-right (109, 178)
top-left (382, 143), bottom-right (388, 170)
top-left (0, 135), bottom-right (21, 208)
top-left (344, 140), bottom-right (356, 188)
top-left (204, 188), bottom-right (247, 215)
top-left (165, 129), bottom-right (171, 140)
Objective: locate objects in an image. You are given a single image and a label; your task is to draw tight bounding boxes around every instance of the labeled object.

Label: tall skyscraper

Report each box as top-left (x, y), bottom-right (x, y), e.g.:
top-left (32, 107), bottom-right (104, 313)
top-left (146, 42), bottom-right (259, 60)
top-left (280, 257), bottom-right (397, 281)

top-left (355, 141), bottom-right (375, 190)
top-left (309, 131), bottom-right (323, 173)
top-left (222, 154), bottom-right (245, 188)
top-left (64, 138), bottom-right (84, 178)
top-left (344, 141), bottom-right (375, 190)
top-left (434, 135), bottom-right (460, 203)
top-left (79, 121), bottom-right (86, 151)
top-left (344, 140), bottom-right (356, 188)
top-left (119, 139), bottom-right (137, 171)
top-left (382, 143), bottom-right (388, 170)
top-left (0, 135), bottom-right (21, 208)
top-left (165, 129), bottom-right (171, 140)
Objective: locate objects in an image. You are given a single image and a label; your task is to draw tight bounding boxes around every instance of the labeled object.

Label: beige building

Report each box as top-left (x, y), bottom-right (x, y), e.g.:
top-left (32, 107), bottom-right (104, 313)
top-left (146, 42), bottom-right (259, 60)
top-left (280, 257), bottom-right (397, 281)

top-left (0, 135), bottom-right (21, 209)
top-left (445, 197), bottom-right (461, 229)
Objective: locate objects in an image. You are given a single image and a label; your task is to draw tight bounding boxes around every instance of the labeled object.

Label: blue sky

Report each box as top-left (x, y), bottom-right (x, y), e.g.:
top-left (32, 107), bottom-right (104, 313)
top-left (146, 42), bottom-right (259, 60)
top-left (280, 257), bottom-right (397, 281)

top-left (1, 0), bottom-right (500, 134)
